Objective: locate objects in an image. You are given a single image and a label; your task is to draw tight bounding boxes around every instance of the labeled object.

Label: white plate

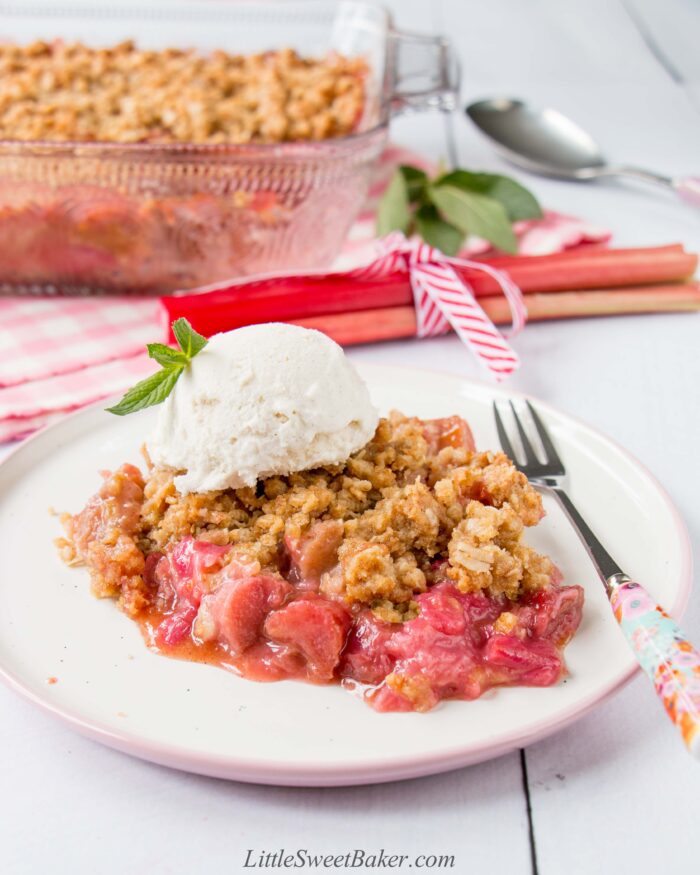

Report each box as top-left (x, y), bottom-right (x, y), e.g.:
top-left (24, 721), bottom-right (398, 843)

top-left (0, 364), bottom-right (691, 786)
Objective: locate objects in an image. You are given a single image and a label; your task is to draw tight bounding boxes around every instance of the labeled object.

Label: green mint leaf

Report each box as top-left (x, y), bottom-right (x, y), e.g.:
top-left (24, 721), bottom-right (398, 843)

top-left (398, 164), bottom-right (429, 203)
top-left (106, 366), bottom-right (184, 416)
top-left (477, 174), bottom-right (542, 221)
top-left (106, 318), bottom-right (208, 416)
top-left (437, 170), bottom-right (542, 221)
top-left (172, 317), bottom-right (208, 359)
top-left (428, 184), bottom-right (518, 254)
top-left (379, 163), bottom-right (534, 253)
top-left (376, 168), bottom-right (411, 236)
top-left (414, 204), bottom-right (464, 256)
top-left (147, 342), bottom-right (190, 367)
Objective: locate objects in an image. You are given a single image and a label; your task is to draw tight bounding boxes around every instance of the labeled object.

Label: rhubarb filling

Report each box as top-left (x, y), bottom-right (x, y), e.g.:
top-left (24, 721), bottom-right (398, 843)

top-left (58, 412), bottom-right (583, 712)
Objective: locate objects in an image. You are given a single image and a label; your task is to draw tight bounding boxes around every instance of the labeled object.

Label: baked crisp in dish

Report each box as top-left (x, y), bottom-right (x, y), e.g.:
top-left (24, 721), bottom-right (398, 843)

top-left (0, 41), bottom-right (371, 294)
top-left (59, 411), bottom-right (584, 712)
top-left (0, 41), bottom-right (367, 144)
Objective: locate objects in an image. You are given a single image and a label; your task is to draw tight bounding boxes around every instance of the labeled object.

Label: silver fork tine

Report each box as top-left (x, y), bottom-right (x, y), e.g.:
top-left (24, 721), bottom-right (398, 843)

top-left (525, 400), bottom-right (563, 469)
top-left (492, 402), bottom-right (517, 461)
top-left (509, 400), bottom-right (539, 465)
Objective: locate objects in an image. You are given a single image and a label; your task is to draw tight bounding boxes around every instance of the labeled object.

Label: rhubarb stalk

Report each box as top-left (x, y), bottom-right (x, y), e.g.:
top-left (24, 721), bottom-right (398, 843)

top-left (162, 245), bottom-right (698, 337)
top-left (289, 283), bottom-right (700, 346)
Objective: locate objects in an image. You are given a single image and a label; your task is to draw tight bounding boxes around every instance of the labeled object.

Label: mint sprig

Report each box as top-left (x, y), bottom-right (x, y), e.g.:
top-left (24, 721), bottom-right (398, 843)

top-left (172, 317), bottom-right (208, 358)
top-left (377, 164), bottom-right (542, 256)
top-left (106, 318), bottom-right (208, 415)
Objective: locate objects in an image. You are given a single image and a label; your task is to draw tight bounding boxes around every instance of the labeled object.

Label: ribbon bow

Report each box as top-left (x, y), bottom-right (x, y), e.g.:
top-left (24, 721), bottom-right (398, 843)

top-left (351, 232), bottom-right (527, 380)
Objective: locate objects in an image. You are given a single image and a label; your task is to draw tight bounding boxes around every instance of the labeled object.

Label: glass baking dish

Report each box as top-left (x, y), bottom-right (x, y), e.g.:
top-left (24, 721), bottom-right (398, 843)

top-left (0, 0), bottom-right (458, 295)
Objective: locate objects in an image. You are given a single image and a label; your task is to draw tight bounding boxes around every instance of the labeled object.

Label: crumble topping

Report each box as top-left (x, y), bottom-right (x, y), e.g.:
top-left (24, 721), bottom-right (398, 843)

top-left (433, 453), bottom-right (544, 527)
top-left (446, 501), bottom-right (553, 600)
top-left (61, 411), bottom-right (550, 620)
top-left (329, 540), bottom-right (426, 621)
top-left (0, 41), bottom-right (367, 144)
top-left (57, 462), bottom-right (150, 615)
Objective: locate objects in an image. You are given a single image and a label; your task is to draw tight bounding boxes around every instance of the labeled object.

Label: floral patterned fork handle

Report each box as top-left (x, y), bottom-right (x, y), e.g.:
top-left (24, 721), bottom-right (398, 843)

top-left (608, 573), bottom-right (700, 757)
top-left (549, 482), bottom-right (700, 758)
top-left (494, 401), bottom-right (700, 757)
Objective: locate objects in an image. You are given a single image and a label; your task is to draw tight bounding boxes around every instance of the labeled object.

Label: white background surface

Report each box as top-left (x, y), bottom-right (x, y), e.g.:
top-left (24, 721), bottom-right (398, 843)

top-left (1, 1), bottom-right (699, 873)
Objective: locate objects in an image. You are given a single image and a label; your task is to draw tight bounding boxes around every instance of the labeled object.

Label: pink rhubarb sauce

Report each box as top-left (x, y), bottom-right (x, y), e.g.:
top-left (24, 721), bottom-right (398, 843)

top-left (139, 534), bottom-right (584, 713)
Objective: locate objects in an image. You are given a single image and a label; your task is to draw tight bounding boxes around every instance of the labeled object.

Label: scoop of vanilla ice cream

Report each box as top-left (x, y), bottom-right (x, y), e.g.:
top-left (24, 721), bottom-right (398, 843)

top-left (148, 323), bottom-right (378, 494)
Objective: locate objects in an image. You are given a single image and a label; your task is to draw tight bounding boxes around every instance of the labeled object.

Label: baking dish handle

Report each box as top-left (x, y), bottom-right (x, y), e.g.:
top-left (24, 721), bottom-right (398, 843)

top-left (388, 29), bottom-right (460, 115)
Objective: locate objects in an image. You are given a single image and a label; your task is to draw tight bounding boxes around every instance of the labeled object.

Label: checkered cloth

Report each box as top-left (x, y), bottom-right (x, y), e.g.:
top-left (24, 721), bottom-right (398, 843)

top-left (0, 146), bottom-right (609, 442)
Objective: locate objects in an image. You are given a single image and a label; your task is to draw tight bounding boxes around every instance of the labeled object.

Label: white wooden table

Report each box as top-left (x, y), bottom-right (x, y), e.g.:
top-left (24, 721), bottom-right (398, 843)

top-left (1, 2), bottom-right (699, 873)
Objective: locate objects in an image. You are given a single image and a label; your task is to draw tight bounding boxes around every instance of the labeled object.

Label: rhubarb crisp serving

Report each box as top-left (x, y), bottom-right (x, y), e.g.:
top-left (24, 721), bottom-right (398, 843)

top-left (58, 323), bottom-right (584, 712)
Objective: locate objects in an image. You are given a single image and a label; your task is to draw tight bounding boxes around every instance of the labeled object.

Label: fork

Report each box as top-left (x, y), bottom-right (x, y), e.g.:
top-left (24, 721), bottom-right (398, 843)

top-left (494, 400), bottom-right (700, 758)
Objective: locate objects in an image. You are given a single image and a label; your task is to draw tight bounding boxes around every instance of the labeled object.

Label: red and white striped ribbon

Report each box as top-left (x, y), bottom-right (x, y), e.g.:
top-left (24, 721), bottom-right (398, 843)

top-left (351, 232), bottom-right (527, 379)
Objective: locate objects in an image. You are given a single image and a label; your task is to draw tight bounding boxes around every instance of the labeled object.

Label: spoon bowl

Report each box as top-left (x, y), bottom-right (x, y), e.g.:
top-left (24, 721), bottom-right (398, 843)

top-left (465, 97), bottom-right (700, 205)
top-left (466, 99), bottom-right (607, 178)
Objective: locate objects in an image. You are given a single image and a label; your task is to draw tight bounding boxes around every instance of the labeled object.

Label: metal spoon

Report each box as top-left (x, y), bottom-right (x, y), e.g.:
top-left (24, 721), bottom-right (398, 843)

top-left (466, 98), bottom-right (700, 206)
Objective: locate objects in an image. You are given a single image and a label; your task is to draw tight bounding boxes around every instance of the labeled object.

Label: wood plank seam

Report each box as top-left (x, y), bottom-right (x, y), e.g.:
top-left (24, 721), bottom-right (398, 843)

top-left (520, 748), bottom-right (540, 875)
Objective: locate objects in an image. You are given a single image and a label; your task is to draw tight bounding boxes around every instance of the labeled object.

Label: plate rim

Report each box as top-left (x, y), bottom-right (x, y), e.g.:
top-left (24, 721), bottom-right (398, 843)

top-left (0, 362), bottom-right (693, 785)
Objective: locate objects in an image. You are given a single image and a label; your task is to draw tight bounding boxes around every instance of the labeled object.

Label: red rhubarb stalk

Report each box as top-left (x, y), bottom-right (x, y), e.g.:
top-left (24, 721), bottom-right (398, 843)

top-left (161, 245), bottom-right (698, 335)
top-left (482, 283), bottom-right (700, 323)
top-left (465, 245), bottom-right (698, 295)
top-left (162, 274), bottom-right (410, 339)
top-left (478, 243), bottom-right (685, 269)
top-left (288, 283), bottom-right (700, 346)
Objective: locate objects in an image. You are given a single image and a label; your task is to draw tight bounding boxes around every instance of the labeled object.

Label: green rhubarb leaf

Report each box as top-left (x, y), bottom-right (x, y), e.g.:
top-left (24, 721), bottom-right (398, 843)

top-left (427, 184), bottom-right (518, 253)
top-left (437, 170), bottom-right (542, 221)
top-left (376, 168), bottom-right (411, 236)
top-left (414, 204), bottom-right (464, 256)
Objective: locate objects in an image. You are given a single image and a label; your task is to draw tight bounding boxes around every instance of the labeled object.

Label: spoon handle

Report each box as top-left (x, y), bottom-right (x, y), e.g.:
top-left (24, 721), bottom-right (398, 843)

top-left (611, 165), bottom-right (673, 187)
top-left (673, 176), bottom-right (700, 207)
top-left (610, 166), bottom-right (700, 207)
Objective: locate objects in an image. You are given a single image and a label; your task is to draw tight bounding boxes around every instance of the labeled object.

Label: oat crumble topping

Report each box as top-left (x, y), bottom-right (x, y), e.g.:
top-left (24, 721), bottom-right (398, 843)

top-left (0, 40), bottom-right (367, 144)
top-left (60, 412), bottom-right (550, 622)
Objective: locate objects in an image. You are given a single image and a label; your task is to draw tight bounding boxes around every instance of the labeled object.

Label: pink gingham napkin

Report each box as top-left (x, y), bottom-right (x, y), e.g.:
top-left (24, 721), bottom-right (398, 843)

top-left (0, 298), bottom-right (162, 387)
top-left (0, 146), bottom-right (609, 442)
